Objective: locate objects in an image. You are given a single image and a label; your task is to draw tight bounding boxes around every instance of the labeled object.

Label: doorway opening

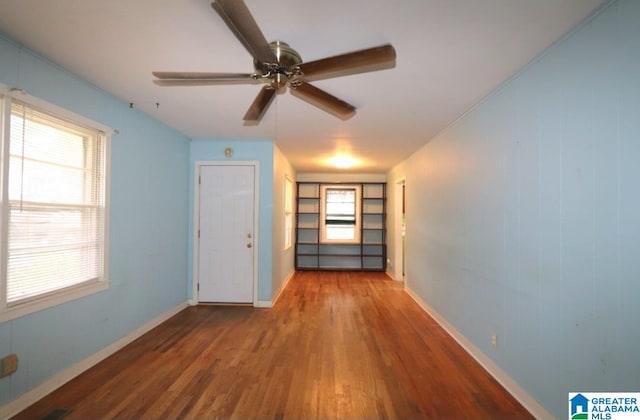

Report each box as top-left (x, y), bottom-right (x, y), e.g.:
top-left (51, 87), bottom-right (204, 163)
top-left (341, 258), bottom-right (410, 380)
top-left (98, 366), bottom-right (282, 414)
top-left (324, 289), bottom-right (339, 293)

top-left (394, 178), bottom-right (406, 281)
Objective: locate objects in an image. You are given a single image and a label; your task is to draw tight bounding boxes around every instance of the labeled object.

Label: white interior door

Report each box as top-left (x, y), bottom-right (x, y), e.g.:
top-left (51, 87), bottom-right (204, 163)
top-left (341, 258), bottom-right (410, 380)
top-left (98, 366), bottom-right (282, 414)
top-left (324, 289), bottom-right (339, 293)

top-left (198, 164), bottom-right (255, 303)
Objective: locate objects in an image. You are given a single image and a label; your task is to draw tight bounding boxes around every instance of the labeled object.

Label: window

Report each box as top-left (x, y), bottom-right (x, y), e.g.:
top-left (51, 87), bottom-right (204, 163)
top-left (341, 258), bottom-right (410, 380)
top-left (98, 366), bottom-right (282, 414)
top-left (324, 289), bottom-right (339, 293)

top-left (1, 91), bottom-right (110, 321)
top-left (284, 176), bottom-right (293, 249)
top-left (320, 185), bottom-right (361, 243)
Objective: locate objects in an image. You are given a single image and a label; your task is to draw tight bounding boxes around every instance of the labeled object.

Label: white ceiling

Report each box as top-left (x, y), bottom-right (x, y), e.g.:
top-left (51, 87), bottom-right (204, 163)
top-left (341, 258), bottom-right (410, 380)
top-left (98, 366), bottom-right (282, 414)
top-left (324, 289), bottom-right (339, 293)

top-left (0, 0), bottom-right (604, 173)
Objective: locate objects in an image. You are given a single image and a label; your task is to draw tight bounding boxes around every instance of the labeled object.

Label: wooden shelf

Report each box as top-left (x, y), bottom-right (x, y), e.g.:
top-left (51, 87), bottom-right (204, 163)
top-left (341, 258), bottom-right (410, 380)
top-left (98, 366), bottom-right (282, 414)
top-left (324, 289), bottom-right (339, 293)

top-left (295, 182), bottom-right (386, 272)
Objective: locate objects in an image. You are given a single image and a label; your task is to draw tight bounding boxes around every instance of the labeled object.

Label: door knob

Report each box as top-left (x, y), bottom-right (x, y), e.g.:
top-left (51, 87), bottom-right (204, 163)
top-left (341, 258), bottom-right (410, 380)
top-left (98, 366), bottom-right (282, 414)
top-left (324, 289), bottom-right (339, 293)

top-left (247, 243), bottom-right (253, 248)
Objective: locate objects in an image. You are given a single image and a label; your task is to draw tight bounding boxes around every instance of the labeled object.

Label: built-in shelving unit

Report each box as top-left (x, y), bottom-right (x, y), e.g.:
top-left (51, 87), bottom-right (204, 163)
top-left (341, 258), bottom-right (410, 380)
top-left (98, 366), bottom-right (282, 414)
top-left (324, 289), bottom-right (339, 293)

top-left (295, 182), bottom-right (386, 271)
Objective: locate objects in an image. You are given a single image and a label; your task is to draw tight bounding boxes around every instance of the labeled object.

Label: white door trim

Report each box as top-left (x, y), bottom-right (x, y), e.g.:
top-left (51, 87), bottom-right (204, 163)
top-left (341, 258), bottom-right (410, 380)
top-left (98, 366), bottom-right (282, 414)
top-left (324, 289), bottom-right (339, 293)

top-left (193, 161), bottom-right (260, 307)
top-left (394, 177), bottom-right (406, 282)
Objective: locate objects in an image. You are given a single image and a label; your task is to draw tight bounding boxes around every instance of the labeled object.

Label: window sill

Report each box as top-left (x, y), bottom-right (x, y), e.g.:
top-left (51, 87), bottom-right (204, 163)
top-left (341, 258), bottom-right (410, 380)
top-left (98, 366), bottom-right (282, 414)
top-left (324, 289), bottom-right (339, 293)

top-left (0, 280), bottom-right (109, 323)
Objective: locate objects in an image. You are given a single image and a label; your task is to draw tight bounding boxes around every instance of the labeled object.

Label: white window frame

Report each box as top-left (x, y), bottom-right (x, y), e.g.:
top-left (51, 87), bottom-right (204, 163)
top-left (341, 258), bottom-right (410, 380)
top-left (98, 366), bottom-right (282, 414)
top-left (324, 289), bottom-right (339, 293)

top-left (320, 184), bottom-right (361, 244)
top-left (0, 86), bottom-right (111, 322)
top-left (284, 175), bottom-right (293, 250)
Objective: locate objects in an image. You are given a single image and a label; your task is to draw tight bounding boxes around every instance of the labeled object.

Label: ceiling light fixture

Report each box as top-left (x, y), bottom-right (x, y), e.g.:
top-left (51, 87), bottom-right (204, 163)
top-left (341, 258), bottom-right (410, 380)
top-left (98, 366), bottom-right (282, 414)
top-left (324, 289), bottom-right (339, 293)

top-left (328, 155), bottom-right (359, 169)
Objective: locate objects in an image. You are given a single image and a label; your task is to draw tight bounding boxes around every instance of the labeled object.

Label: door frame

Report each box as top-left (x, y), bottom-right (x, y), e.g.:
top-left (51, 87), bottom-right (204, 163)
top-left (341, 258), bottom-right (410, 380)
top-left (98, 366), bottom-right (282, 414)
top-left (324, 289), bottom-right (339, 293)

top-left (394, 177), bottom-right (406, 282)
top-left (193, 161), bottom-right (260, 306)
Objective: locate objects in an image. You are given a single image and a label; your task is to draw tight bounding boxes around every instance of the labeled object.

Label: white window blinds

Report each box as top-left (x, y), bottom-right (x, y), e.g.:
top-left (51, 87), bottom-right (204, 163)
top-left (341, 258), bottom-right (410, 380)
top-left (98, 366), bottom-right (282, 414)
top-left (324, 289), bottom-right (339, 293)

top-left (321, 186), bottom-right (361, 243)
top-left (325, 188), bottom-right (356, 224)
top-left (5, 100), bottom-right (107, 305)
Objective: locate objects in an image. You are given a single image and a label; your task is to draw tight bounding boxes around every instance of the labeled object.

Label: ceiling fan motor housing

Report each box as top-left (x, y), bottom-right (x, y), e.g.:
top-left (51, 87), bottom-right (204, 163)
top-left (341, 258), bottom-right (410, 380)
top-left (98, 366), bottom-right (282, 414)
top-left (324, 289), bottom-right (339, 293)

top-left (254, 41), bottom-right (302, 90)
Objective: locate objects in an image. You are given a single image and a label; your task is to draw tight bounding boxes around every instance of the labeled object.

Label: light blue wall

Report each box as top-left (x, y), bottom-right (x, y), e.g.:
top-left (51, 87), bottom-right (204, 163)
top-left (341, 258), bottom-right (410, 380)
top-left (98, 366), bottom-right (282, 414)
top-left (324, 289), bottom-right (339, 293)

top-left (388, 0), bottom-right (640, 417)
top-left (189, 140), bottom-right (274, 301)
top-left (0, 36), bottom-right (190, 406)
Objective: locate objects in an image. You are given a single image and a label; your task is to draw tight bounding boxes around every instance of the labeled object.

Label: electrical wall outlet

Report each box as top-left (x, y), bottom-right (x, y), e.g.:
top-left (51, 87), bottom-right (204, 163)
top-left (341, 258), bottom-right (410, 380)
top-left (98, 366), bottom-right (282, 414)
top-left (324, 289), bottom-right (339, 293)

top-left (0, 354), bottom-right (19, 378)
top-left (491, 333), bottom-right (498, 348)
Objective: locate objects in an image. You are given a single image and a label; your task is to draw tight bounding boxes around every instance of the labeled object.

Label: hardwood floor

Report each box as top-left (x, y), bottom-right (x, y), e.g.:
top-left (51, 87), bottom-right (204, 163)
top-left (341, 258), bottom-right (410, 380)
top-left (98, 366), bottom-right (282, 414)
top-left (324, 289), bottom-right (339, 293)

top-left (14, 271), bottom-right (533, 419)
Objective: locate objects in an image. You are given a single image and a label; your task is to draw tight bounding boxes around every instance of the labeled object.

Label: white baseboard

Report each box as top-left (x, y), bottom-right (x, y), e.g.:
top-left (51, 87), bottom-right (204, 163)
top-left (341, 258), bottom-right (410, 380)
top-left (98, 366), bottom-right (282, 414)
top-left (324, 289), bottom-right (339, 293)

top-left (386, 269), bottom-right (403, 281)
top-left (0, 301), bottom-right (189, 420)
top-left (403, 287), bottom-right (553, 420)
top-left (271, 269), bottom-right (295, 306)
top-left (254, 269), bottom-right (296, 309)
top-left (255, 300), bottom-right (272, 308)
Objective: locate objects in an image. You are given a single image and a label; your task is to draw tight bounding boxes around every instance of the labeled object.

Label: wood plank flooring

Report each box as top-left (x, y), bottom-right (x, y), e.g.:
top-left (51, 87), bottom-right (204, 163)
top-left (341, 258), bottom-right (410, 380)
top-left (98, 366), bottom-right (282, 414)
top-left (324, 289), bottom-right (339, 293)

top-left (13, 271), bottom-right (533, 419)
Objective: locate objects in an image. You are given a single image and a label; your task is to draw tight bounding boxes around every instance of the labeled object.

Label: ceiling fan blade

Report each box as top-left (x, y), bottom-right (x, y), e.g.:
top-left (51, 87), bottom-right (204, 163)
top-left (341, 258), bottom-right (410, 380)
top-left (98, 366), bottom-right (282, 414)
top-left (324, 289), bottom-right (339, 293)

top-left (212, 0), bottom-right (277, 64)
top-left (296, 44), bottom-right (396, 80)
top-left (153, 71), bottom-right (256, 80)
top-left (153, 79), bottom-right (260, 86)
top-left (244, 85), bottom-right (276, 121)
top-left (152, 71), bottom-right (260, 86)
top-left (290, 81), bottom-right (356, 119)
top-left (152, 71), bottom-right (261, 86)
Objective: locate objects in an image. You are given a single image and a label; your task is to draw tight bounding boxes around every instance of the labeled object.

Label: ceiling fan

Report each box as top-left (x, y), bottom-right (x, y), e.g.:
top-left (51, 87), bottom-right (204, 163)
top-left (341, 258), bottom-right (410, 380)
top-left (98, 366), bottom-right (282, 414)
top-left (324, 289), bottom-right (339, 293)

top-left (152, 0), bottom-right (396, 123)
